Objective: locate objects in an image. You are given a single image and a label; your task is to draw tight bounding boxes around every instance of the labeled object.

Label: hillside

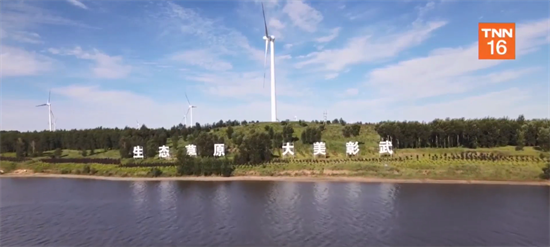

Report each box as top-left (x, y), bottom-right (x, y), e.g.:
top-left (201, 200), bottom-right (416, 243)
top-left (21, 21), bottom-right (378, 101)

top-left (2, 121), bottom-right (543, 160)
top-left (176, 122), bottom-right (544, 159)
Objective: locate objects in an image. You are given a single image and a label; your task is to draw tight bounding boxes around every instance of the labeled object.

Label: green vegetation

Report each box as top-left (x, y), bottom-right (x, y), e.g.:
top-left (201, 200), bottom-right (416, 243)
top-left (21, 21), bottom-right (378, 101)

top-left (1, 115), bottom-right (549, 181)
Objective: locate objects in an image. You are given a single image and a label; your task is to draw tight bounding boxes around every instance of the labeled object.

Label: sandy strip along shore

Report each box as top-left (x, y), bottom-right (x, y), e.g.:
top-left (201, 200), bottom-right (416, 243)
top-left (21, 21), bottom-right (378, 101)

top-left (2, 173), bottom-right (549, 186)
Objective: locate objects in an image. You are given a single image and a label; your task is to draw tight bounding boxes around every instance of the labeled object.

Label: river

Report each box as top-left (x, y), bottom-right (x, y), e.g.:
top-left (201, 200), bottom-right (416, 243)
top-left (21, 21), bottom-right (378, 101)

top-left (1, 178), bottom-right (548, 246)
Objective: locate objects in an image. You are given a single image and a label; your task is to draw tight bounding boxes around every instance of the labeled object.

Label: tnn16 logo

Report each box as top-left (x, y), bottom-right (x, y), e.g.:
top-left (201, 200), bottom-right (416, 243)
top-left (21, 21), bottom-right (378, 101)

top-left (478, 23), bottom-right (516, 60)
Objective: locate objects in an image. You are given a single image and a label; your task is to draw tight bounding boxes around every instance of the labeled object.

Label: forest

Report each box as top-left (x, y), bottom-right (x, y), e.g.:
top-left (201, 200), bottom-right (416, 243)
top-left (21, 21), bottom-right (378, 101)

top-left (1, 115), bottom-right (549, 165)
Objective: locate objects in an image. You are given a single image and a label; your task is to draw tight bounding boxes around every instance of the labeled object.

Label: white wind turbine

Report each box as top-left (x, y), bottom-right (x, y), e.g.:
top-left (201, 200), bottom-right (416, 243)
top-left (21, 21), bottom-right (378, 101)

top-left (184, 92), bottom-right (197, 126)
top-left (36, 90), bottom-right (56, 131)
top-left (261, 3), bottom-right (278, 122)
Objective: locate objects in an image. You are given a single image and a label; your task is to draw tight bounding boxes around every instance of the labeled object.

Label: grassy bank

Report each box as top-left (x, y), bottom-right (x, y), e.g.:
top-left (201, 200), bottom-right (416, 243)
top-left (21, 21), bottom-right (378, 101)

top-left (2, 158), bottom-right (548, 183)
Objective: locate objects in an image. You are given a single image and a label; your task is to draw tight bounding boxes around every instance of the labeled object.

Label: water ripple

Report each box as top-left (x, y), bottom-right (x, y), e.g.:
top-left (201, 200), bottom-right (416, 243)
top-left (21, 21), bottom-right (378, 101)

top-left (1, 179), bottom-right (548, 247)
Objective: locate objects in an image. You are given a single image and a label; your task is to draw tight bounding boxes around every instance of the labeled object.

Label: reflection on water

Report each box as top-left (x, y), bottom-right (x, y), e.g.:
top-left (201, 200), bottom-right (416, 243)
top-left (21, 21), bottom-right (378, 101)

top-left (379, 183), bottom-right (396, 212)
top-left (130, 181), bottom-right (146, 206)
top-left (313, 182), bottom-right (330, 209)
top-left (1, 178), bottom-right (548, 247)
top-left (346, 182), bottom-right (361, 203)
top-left (158, 181), bottom-right (176, 226)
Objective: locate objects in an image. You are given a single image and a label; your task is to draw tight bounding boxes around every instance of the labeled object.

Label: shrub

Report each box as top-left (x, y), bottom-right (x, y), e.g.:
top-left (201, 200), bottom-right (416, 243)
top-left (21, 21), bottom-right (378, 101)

top-left (148, 167), bottom-right (163, 177)
top-left (541, 163), bottom-right (550, 180)
top-left (40, 158), bottom-right (121, 165)
top-left (82, 164), bottom-right (91, 174)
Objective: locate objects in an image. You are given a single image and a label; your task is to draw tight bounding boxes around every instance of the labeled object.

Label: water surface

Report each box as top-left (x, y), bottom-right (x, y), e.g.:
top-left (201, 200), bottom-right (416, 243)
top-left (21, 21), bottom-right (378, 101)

top-left (1, 178), bottom-right (548, 246)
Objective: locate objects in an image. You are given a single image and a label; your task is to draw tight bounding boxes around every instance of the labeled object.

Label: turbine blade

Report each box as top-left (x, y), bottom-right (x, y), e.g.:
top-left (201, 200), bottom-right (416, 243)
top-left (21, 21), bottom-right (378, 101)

top-left (48, 90), bottom-right (51, 103)
top-left (181, 108), bottom-right (190, 124)
top-left (184, 92), bottom-right (191, 105)
top-left (262, 2), bottom-right (269, 37)
top-left (263, 39), bottom-right (269, 88)
top-left (36, 104), bottom-right (47, 107)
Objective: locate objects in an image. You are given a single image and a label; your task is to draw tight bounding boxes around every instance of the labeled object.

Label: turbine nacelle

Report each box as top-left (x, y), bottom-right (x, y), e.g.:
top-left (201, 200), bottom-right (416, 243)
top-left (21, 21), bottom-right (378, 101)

top-left (263, 35), bottom-right (275, 41)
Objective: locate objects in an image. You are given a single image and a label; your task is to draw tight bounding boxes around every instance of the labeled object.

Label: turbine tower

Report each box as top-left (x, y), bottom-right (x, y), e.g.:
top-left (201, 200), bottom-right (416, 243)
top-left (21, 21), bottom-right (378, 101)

top-left (185, 92), bottom-right (197, 126)
top-left (261, 3), bottom-right (277, 122)
top-left (36, 91), bottom-right (55, 131)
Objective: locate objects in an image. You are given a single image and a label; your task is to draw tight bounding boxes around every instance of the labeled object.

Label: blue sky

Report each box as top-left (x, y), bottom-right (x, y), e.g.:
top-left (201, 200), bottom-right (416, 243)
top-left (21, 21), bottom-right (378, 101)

top-left (1, 0), bottom-right (548, 131)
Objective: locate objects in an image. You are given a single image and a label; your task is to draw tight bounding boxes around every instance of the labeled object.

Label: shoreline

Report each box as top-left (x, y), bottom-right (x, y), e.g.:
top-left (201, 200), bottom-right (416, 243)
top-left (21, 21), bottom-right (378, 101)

top-left (2, 173), bottom-right (549, 186)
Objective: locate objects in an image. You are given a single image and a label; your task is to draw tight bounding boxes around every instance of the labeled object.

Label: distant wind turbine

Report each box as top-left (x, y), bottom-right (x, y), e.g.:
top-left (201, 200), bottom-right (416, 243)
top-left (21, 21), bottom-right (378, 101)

top-left (136, 120), bottom-right (140, 129)
top-left (185, 92), bottom-right (197, 126)
top-left (36, 90), bottom-right (56, 131)
top-left (261, 3), bottom-right (278, 122)
top-left (180, 115), bottom-right (187, 127)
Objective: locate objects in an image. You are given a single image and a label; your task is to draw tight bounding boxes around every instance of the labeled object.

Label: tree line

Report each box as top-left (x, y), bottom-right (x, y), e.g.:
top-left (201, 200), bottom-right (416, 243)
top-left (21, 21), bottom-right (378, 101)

top-left (1, 115), bottom-right (548, 162)
top-left (374, 116), bottom-right (550, 151)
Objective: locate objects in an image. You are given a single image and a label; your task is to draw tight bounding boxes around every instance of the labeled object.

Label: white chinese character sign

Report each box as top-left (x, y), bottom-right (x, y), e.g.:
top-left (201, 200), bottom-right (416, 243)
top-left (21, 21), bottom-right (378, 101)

top-left (346, 141), bottom-right (359, 156)
top-left (214, 143), bottom-right (225, 157)
top-left (379, 140), bottom-right (394, 156)
top-left (133, 146), bottom-right (144, 159)
top-left (185, 144), bottom-right (197, 156)
top-left (158, 145), bottom-right (170, 159)
top-left (282, 142), bottom-right (294, 157)
top-left (313, 142), bottom-right (326, 156)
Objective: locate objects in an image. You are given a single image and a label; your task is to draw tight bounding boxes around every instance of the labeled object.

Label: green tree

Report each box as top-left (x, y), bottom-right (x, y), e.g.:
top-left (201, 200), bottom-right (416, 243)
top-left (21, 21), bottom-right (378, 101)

top-left (268, 127), bottom-right (274, 139)
top-left (537, 127), bottom-right (550, 151)
top-left (226, 126), bottom-right (234, 139)
top-left (234, 132), bottom-right (273, 165)
top-left (171, 135), bottom-right (179, 149)
top-left (146, 139), bottom-right (158, 158)
top-left (15, 138), bottom-right (25, 158)
top-left (515, 128), bottom-right (525, 151)
top-left (342, 126), bottom-right (352, 138)
top-left (53, 148), bottom-right (62, 158)
top-left (282, 126), bottom-right (295, 142)
top-left (301, 127), bottom-right (322, 144)
top-left (351, 124), bottom-right (361, 136)
top-left (272, 132), bottom-right (283, 148)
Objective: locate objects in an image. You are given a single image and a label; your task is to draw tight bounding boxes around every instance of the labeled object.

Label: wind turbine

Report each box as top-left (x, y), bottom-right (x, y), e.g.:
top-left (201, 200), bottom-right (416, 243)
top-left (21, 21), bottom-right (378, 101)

top-left (261, 3), bottom-right (278, 122)
top-left (184, 92), bottom-right (197, 126)
top-left (136, 120), bottom-right (140, 129)
top-left (36, 91), bottom-right (55, 131)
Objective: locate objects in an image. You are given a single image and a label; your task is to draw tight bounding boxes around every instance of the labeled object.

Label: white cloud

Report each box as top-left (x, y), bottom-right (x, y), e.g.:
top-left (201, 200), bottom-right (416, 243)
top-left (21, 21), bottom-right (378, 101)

top-left (282, 0), bottom-right (323, 32)
top-left (182, 69), bottom-right (303, 98)
top-left (269, 18), bottom-right (285, 29)
top-left (170, 49), bottom-right (233, 71)
top-left (1, 1), bottom-right (96, 29)
top-left (342, 88), bottom-right (359, 96)
top-left (268, 18), bottom-right (285, 39)
top-left (324, 73), bottom-right (339, 80)
top-left (315, 27), bottom-right (341, 43)
top-left (0, 45), bottom-right (54, 77)
top-left (155, 2), bottom-right (263, 64)
top-left (366, 18), bottom-right (550, 100)
top-left (66, 0), bottom-right (88, 10)
top-left (295, 21), bottom-right (447, 73)
top-left (389, 88), bottom-right (547, 121)
top-left (48, 46), bottom-right (132, 79)
top-left (2, 30), bottom-right (43, 44)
